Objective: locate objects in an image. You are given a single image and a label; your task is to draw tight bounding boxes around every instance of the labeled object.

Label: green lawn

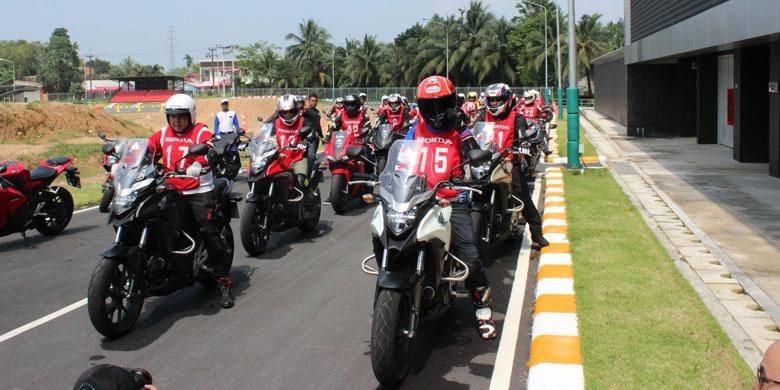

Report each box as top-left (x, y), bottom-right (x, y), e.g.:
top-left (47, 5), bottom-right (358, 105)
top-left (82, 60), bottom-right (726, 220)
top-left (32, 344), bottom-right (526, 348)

top-left (564, 169), bottom-right (752, 389)
top-left (555, 118), bottom-right (597, 158)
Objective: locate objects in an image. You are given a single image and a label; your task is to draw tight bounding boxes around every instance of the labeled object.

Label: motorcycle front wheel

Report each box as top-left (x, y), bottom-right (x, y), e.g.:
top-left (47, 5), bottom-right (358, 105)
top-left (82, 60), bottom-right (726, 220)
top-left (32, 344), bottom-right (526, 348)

top-left (330, 173), bottom-right (347, 214)
top-left (87, 258), bottom-right (145, 339)
top-left (240, 202), bottom-right (270, 256)
top-left (98, 186), bottom-right (114, 213)
top-left (298, 188), bottom-right (321, 232)
top-left (371, 289), bottom-right (411, 388)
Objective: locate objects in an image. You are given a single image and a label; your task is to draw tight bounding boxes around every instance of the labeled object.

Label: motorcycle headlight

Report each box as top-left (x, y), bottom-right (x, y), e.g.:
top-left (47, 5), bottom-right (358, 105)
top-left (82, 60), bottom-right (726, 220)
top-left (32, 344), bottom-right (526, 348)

top-left (113, 191), bottom-right (137, 215)
top-left (386, 207), bottom-right (416, 235)
top-left (471, 162), bottom-right (490, 180)
top-left (107, 155), bottom-right (118, 166)
top-left (251, 149), bottom-right (276, 173)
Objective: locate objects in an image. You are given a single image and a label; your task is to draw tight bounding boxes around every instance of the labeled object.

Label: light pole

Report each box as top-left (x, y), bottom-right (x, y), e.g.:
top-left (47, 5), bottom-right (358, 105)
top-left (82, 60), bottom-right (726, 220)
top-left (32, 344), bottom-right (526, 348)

top-left (556, 6), bottom-right (564, 119)
top-left (567, 0), bottom-right (581, 169)
top-left (0, 58), bottom-right (16, 102)
top-left (423, 18), bottom-right (449, 79)
top-left (523, 1), bottom-right (550, 104)
top-left (332, 46), bottom-right (335, 100)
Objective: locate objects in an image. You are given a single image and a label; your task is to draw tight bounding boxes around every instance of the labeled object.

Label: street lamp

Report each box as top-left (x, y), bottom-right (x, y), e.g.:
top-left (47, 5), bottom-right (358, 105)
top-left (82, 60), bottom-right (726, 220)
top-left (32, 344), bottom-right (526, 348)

top-left (423, 17), bottom-right (449, 79)
top-left (567, 0), bottom-right (581, 169)
top-left (0, 58), bottom-right (16, 101)
top-left (555, 4), bottom-right (564, 119)
top-left (523, 1), bottom-right (550, 104)
top-left (332, 46), bottom-right (335, 101)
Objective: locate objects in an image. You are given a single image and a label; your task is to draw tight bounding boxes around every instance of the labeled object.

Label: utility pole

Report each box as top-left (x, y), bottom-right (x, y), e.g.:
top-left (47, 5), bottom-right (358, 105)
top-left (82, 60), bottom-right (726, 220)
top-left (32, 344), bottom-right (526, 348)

top-left (85, 53), bottom-right (95, 98)
top-left (556, 6), bottom-right (563, 119)
top-left (168, 26), bottom-right (175, 73)
top-left (567, 0), bottom-right (581, 169)
top-left (217, 44), bottom-right (237, 98)
top-left (332, 46), bottom-right (335, 100)
top-left (206, 47), bottom-right (218, 91)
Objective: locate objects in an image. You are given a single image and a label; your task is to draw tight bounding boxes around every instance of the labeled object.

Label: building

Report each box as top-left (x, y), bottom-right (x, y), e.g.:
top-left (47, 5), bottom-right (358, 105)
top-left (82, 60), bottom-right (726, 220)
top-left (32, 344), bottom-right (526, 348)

top-left (198, 59), bottom-right (241, 91)
top-left (1, 80), bottom-right (42, 102)
top-left (592, 0), bottom-right (780, 178)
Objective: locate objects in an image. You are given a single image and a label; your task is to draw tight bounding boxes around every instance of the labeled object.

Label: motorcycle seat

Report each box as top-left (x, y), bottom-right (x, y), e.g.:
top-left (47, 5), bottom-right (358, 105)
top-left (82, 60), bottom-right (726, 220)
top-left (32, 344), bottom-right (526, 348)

top-left (46, 156), bottom-right (71, 166)
top-left (30, 166), bottom-right (57, 182)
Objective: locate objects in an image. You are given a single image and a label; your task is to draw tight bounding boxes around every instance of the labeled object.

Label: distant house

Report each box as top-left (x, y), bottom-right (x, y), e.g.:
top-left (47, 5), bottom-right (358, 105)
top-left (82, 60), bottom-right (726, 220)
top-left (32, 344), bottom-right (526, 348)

top-left (1, 80), bottom-right (42, 102)
top-left (199, 59), bottom-right (241, 91)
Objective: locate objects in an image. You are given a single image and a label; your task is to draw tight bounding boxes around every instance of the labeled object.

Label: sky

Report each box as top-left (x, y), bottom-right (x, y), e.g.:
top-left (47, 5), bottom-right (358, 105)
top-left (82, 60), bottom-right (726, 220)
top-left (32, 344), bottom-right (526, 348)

top-left (1, 0), bottom-right (623, 69)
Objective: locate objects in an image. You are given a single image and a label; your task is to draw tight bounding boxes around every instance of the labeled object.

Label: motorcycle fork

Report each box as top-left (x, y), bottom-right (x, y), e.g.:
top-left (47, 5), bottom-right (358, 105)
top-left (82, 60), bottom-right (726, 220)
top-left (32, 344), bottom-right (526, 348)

top-left (404, 249), bottom-right (425, 339)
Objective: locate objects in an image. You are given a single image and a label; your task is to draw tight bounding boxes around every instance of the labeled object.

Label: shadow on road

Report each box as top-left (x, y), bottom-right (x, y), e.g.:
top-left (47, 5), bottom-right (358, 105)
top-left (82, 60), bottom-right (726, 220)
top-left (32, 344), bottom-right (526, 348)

top-left (249, 220), bottom-right (335, 260)
top-left (99, 265), bottom-right (255, 351)
top-left (0, 224), bottom-right (98, 254)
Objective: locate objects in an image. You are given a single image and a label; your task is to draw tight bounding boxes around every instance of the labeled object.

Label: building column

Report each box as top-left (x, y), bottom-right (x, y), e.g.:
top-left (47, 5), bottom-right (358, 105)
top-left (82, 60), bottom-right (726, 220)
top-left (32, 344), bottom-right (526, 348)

top-left (769, 42), bottom-right (780, 178)
top-left (734, 45), bottom-right (770, 163)
top-left (696, 53), bottom-right (718, 144)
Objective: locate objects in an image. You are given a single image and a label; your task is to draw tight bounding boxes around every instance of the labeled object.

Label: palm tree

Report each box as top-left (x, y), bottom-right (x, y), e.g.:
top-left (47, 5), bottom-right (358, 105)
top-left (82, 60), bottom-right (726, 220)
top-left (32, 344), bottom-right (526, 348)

top-left (183, 54), bottom-right (194, 72)
top-left (416, 15), bottom-right (460, 81)
top-left (576, 13), bottom-right (607, 96)
top-left (448, 0), bottom-right (494, 85)
top-left (285, 19), bottom-right (332, 87)
top-left (474, 17), bottom-right (515, 84)
top-left (346, 35), bottom-right (383, 87)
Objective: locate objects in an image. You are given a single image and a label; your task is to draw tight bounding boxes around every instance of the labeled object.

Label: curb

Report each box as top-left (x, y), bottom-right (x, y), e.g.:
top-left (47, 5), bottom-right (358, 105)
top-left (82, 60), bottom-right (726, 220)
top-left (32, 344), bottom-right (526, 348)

top-left (527, 166), bottom-right (584, 389)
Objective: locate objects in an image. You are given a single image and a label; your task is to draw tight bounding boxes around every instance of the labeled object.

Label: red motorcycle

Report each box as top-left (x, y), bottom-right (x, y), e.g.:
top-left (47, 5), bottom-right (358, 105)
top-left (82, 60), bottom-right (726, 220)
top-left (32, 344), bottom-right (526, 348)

top-left (0, 156), bottom-right (81, 239)
top-left (324, 129), bottom-right (374, 214)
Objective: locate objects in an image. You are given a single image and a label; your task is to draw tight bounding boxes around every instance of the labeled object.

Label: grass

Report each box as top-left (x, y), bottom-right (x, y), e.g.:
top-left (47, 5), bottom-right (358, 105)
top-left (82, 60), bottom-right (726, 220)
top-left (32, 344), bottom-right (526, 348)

top-left (564, 168), bottom-right (753, 389)
top-left (555, 117), bottom-right (597, 158)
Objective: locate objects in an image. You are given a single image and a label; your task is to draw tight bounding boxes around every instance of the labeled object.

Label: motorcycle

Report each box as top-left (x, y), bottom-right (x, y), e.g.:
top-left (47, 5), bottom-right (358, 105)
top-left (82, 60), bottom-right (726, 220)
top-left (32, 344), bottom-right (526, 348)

top-left (357, 140), bottom-right (489, 388)
top-left (469, 122), bottom-right (525, 258)
top-left (87, 140), bottom-right (241, 339)
top-left (240, 124), bottom-right (322, 256)
top-left (523, 119), bottom-right (548, 176)
top-left (98, 132), bottom-right (128, 213)
top-left (371, 122), bottom-right (409, 175)
top-left (211, 130), bottom-right (247, 180)
top-left (324, 129), bottom-right (375, 214)
top-left (0, 156), bottom-right (81, 239)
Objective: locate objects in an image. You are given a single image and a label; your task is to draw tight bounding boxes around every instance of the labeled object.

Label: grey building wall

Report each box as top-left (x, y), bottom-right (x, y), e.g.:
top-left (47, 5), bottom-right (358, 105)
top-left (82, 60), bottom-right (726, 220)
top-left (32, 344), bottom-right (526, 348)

top-left (626, 0), bottom-right (780, 65)
top-left (630, 0), bottom-right (727, 42)
top-left (593, 51), bottom-right (627, 125)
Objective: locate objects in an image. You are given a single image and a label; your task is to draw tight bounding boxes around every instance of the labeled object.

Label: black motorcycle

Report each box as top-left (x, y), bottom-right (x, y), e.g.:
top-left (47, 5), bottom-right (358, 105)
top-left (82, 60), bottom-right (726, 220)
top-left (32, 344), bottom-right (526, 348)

top-left (357, 140), bottom-right (489, 388)
top-left (240, 124), bottom-right (322, 256)
top-left (211, 130), bottom-right (247, 180)
top-left (87, 140), bottom-right (241, 339)
top-left (371, 123), bottom-right (408, 175)
top-left (98, 132), bottom-right (121, 213)
top-left (469, 122), bottom-right (525, 258)
top-left (524, 119), bottom-right (548, 176)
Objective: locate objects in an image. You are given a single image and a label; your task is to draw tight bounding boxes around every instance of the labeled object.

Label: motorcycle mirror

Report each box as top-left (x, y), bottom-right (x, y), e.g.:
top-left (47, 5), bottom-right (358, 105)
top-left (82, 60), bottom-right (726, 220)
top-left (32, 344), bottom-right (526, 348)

top-left (98, 131), bottom-right (106, 140)
top-left (101, 143), bottom-right (115, 155)
top-left (186, 144), bottom-right (209, 157)
top-left (0, 166), bottom-right (6, 174)
top-left (346, 146), bottom-right (363, 160)
top-left (298, 126), bottom-right (313, 138)
top-left (257, 116), bottom-right (264, 122)
top-left (468, 149), bottom-right (491, 165)
top-left (239, 128), bottom-right (247, 136)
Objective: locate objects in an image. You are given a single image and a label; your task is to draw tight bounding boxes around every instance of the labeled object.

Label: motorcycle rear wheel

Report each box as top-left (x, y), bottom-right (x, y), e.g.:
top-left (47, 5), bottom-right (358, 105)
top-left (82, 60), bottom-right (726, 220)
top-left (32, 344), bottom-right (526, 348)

top-left (371, 289), bottom-right (411, 388)
top-left (35, 186), bottom-right (74, 236)
top-left (240, 202), bottom-right (270, 256)
top-left (87, 258), bottom-right (145, 339)
top-left (330, 174), bottom-right (347, 214)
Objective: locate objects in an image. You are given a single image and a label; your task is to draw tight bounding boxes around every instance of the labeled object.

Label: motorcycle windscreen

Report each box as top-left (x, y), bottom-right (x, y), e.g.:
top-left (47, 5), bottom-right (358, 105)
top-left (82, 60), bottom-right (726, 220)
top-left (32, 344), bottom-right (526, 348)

top-left (471, 122), bottom-right (499, 153)
top-left (112, 139), bottom-right (156, 214)
top-left (248, 124), bottom-right (279, 171)
top-left (378, 140), bottom-right (438, 213)
top-left (373, 124), bottom-right (395, 149)
top-left (328, 131), bottom-right (349, 159)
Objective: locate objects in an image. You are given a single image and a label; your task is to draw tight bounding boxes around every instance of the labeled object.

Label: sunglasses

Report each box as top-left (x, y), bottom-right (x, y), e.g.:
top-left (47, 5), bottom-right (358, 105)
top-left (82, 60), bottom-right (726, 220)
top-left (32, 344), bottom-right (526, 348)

top-left (758, 365), bottom-right (780, 386)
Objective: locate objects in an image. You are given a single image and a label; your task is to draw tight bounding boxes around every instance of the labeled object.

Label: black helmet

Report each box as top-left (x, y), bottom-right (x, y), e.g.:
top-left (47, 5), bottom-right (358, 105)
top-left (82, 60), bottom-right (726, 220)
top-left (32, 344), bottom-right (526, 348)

top-left (344, 94), bottom-right (361, 117)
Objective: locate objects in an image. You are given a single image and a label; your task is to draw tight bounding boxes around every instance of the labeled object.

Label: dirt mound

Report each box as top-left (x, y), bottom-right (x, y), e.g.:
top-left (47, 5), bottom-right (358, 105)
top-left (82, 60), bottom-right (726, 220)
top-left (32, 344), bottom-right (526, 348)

top-left (118, 97), bottom-right (334, 132)
top-left (0, 102), bottom-right (148, 143)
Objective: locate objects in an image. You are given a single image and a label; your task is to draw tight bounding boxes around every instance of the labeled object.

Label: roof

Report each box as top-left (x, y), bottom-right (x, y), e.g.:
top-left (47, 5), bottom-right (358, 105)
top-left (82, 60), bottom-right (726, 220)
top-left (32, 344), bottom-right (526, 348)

top-left (591, 47), bottom-right (625, 66)
top-left (109, 75), bottom-right (184, 82)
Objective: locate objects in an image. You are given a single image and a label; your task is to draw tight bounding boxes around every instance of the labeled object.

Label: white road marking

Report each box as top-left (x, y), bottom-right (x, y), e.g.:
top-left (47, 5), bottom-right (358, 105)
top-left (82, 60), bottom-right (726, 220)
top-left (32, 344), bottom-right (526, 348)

top-left (489, 177), bottom-right (541, 390)
top-left (73, 206), bottom-right (99, 215)
top-left (0, 298), bottom-right (87, 343)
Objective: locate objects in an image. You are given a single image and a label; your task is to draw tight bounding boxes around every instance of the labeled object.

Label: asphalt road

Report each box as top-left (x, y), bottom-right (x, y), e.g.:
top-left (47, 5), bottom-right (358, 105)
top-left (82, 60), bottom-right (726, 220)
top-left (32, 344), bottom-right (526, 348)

top-left (0, 174), bottom-right (532, 389)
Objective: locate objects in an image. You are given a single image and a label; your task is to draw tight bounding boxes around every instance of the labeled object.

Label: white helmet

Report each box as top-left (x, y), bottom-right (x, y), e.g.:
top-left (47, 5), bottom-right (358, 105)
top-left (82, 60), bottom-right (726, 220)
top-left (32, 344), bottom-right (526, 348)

top-left (523, 90), bottom-right (535, 105)
top-left (381, 95), bottom-right (388, 103)
top-left (359, 92), bottom-right (367, 99)
top-left (530, 89), bottom-right (541, 100)
top-left (387, 93), bottom-right (403, 113)
top-left (277, 94), bottom-right (300, 126)
top-left (165, 93), bottom-right (197, 127)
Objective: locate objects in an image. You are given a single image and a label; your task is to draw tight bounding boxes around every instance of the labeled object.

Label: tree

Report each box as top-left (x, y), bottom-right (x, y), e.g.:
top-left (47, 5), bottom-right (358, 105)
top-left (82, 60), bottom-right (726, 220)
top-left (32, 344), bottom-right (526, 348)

top-left (86, 57), bottom-right (111, 77)
top-left (345, 35), bottom-right (383, 87)
top-left (576, 14), bottom-right (607, 96)
top-left (183, 54), bottom-right (195, 72)
top-left (285, 19), bottom-right (332, 87)
top-left (237, 41), bottom-right (281, 86)
top-left (474, 17), bottom-right (515, 84)
top-left (39, 28), bottom-right (81, 92)
top-left (0, 40), bottom-right (46, 79)
top-left (109, 56), bottom-right (137, 77)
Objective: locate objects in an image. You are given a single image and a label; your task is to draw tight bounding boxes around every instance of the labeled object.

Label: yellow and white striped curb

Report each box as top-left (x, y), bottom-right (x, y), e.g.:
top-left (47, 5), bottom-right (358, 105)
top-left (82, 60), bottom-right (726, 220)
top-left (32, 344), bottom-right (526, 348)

top-left (527, 166), bottom-right (584, 390)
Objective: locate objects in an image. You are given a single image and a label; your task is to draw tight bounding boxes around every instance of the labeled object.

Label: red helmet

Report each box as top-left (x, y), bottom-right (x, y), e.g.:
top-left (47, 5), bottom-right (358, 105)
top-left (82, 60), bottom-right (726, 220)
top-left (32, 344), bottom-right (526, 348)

top-left (416, 76), bottom-right (456, 129)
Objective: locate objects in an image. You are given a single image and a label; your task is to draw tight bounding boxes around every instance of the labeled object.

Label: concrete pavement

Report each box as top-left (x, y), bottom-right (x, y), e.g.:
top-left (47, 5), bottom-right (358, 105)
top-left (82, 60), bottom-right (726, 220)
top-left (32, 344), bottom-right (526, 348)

top-left (0, 175), bottom-right (535, 389)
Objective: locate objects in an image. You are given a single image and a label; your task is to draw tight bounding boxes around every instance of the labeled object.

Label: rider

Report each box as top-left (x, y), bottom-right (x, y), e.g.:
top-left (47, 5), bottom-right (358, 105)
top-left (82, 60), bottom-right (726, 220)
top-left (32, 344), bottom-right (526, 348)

top-left (404, 76), bottom-right (497, 340)
top-left (328, 96), bottom-right (346, 120)
top-left (358, 92), bottom-right (369, 115)
top-left (214, 99), bottom-right (239, 136)
top-left (463, 92), bottom-right (479, 121)
top-left (376, 93), bottom-right (410, 134)
top-left (475, 84), bottom-right (549, 248)
top-left (270, 95), bottom-right (313, 190)
top-left (326, 94), bottom-right (370, 145)
top-left (147, 94), bottom-right (234, 308)
top-left (377, 95), bottom-right (389, 115)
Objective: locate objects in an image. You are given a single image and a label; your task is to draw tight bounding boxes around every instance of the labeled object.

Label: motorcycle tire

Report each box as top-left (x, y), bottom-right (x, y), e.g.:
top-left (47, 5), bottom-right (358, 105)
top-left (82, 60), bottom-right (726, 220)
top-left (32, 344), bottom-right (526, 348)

top-left (240, 202), bottom-right (270, 256)
top-left (371, 289), bottom-right (411, 388)
top-left (87, 258), bottom-right (145, 339)
top-left (376, 156), bottom-right (387, 177)
top-left (198, 224), bottom-right (235, 288)
top-left (98, 187), bottom-right (114, 213)
top-left (471, 211), bottom-right (491, 260)
top-left (35, 186), bottom-right (74, 236)
top-left (298, 188), bottom-right (321, 232)
top-left (330, 174), bottom-right (347, 215)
